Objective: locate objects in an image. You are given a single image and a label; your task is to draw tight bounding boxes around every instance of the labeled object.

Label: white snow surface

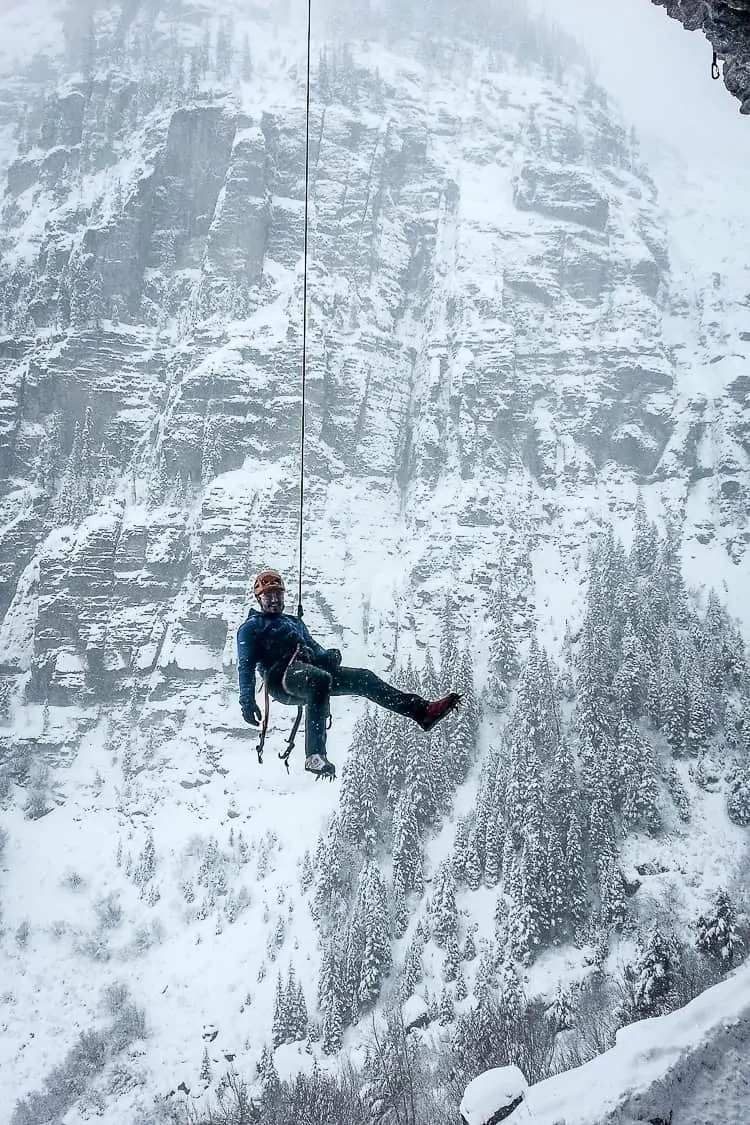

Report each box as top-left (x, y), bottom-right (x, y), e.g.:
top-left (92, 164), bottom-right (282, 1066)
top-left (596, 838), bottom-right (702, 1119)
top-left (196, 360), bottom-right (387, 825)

top-left (461, 1065), bottom-right (530, 1125)
top-left (466, 962), bottom-right (750, 1125)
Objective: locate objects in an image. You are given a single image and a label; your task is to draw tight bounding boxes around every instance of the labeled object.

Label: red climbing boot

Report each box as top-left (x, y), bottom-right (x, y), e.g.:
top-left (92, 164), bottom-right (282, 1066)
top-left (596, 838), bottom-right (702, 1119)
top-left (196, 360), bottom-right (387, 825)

top-left (418, 693), bottom-right (462, 732)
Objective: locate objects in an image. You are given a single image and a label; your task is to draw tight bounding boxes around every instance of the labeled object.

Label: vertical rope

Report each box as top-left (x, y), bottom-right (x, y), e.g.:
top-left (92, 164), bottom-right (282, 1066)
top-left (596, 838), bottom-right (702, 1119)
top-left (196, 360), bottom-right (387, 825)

top-left (296, 0), bottom-right (313, 620)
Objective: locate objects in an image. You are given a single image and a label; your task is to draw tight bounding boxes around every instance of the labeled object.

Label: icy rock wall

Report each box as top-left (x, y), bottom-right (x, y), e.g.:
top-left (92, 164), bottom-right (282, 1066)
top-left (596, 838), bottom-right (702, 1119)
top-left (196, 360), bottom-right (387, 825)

top-left (0, 0), bottom-right (747, 743)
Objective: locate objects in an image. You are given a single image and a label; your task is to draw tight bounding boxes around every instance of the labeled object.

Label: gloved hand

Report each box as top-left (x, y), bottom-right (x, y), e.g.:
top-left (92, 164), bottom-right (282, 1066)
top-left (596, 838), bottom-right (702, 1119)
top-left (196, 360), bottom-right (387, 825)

top-left (241, 700), bottom-right (262, 726)
top-left (322, 648), bottom-right (342, 671)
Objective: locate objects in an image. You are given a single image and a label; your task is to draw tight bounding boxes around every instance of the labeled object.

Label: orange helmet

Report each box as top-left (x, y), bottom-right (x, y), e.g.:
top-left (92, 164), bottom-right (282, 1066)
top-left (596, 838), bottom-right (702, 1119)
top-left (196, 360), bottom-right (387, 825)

top-left (254, 569), bottom-right (286, 599)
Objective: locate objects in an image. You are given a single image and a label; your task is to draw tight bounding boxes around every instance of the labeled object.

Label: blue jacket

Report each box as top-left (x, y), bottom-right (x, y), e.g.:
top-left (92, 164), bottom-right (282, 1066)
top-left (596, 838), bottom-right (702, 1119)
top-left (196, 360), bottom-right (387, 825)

top-left (237, 610), bottom-right (329, 704)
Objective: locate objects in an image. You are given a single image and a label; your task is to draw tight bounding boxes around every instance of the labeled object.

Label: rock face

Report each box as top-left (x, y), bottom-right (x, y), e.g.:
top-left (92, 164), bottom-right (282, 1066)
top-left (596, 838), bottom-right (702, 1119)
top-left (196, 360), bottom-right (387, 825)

top-left (652, 0), bottom-right (750, 113)
top-left (0, 1), bottom-right (747, 740)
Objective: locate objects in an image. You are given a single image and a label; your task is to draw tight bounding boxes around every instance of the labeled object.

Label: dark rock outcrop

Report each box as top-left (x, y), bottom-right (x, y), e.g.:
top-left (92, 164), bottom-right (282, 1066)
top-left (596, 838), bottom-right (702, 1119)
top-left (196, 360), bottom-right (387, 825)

top-left (652, 0), bottom-right (750, 112)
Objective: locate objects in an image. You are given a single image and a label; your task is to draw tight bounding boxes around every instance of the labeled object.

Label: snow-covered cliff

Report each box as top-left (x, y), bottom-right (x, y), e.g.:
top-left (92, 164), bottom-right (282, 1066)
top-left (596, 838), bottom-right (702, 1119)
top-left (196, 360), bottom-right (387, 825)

top-left (1, 1), bottom-right (749, 1122)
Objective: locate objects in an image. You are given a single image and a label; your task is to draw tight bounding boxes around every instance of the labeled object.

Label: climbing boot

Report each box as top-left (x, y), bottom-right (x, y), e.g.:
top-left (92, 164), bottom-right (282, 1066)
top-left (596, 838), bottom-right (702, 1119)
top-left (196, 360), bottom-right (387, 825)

top-left (418, 693), bottom-right (462, 732)
top-left (305, 753), bottom-right (336, 781)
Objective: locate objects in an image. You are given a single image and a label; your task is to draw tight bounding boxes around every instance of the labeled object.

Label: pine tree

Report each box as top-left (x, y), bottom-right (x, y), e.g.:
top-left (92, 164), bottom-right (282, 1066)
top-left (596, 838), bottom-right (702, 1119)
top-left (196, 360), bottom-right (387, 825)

top-left (545, 823), bottom-right (566, 940)
top-left (631, 492), bottom-right (658, 576)
top-left (452, 815), bottom-right (472, 884)
top-left (294, 981), bottom-right (308, 1040)
top-left (318, 48), bottom-right (331, 101)
top-left (520, 826), bottom-right (549, 954)
top-left (486, 567), bottom-right (518, 700)
top-left (354, 863), bottom-right (391, 1008)
top-left (659, 517), bottom-right (687, 618)
top-left (398, 932), bottom-right (424, 1000)
top-left (696, 890), bottom-right (742, 968)
top-left (473, 944), bottom-right (497, 1001)
top-left (658, 646), bottom-right (686, 754)
top-left (284, 965), bottom-right (300, 1042)
top-left (215, 16), bottom-right (234, 80)
top-left (484, 808), bottom-right (504, 887)
top-left (201, 413), bottom-right (223, 483)
top-left (501, 833), bottom-right (522, 903)
top-left (200, 1046), bottom-right (212, 1085)
top-left (597, 854), bottom-right (625, 928)
top-left (619, 716), bottom-right (661, 834)
top-left (633, 926), bottom-right (678, 1018)
top-left (614, 623), bottom-right (649, 719)
top-left (464, 823), bottom-right (483, 891)
top-left (199, 24), bottom-right (211, 74)
top-left (497, 958), bottom-right (523, 1024)
top-left (380, 708), bottom-right (408, 806)
top-left (685, 667), bottom-right (713, 753)
top-left (564, 805), bottom-right (588, 930)
top-left (391, 871), bottom-right (409, 939)
top-left (258, 1045), bottom-right (280, 1102)
top-left (549, 984), bottom-right (573, 1031)
top-left (404, 717), bottom-right (438, 829)
top-left (392, 790), bottom-right (423, 894)
top-left (439, 596), bottom-right (459, 689)
top-left (588, 762), bottom-right (617, 864)
top-left (439, 987), bottom-right (455, 1025)
top-left (517, 640), bottom-right (559, 762)
top-left (148, 451), bottom-right (168, 508)
top-left (432, 862), bottom-right (458, 947)
top-left (321, 989), bottom-right (343, 1053)
top-left (441, 933), bottom-right (460, 982)
top-left (339, 712), bottom-right (378, 852)
top-left (271, 972), bottom-right (287, 1047)
top-left (312, 817), bottom-right (346, 928)
top-left (421, 648), bottom-right (439, 700)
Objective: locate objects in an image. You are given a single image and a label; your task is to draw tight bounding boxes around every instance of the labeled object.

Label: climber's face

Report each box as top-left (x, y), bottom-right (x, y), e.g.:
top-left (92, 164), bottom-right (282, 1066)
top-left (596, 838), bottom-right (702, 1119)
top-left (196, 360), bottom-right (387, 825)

top-left (258, 588), bottom-right (285, 615)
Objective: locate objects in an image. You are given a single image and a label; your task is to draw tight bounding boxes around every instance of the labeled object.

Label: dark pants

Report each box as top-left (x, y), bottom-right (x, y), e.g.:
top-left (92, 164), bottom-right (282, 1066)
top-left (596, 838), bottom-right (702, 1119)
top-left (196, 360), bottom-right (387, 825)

top-left (268, 662), bottom-right (426, 759)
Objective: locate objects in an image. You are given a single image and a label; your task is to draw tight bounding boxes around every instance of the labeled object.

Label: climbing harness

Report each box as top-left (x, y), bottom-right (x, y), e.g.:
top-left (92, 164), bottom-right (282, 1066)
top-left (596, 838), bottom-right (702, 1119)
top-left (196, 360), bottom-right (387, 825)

top-left (711, 50), bottom-right (720, 80)
top-left (255, 684), bottom-right (305, 772)
top-left (255, 637), bottom-right (333, 773)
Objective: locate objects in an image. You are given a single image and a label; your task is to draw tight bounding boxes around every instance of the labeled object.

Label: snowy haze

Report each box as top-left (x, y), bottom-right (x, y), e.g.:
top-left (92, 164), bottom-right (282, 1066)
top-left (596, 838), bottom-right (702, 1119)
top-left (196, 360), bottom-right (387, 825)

top-left (532, 0), bottom-right (750, 171)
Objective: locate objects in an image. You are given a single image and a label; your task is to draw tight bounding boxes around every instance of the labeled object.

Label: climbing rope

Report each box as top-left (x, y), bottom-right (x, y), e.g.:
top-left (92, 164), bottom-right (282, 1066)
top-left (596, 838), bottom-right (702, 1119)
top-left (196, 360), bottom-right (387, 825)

top-left (296, 0), bottom-right (313, 621)
top-left (255, 1), bottom-right (313, 770)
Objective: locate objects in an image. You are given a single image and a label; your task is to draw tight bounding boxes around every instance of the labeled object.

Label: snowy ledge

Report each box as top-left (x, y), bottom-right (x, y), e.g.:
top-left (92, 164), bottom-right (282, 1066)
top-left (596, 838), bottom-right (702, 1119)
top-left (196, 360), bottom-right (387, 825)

top-left (462, 960), bottom-right (750, 1125)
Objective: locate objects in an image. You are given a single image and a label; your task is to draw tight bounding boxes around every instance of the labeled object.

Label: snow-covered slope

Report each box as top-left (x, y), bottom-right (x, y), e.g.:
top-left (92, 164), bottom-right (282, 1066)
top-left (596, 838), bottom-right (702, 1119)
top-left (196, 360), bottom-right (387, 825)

top-left (463, 959), bottom-right (750, 1125)
top-left (0, 1), bottom-right (749, 1122)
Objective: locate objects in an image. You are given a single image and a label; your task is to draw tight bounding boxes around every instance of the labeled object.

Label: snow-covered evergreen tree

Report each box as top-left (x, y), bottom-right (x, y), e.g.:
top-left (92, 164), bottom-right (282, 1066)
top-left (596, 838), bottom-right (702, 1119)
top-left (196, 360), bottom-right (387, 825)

top-left (271, 972), bottom-right (288, 1047)
top-left (431, 861), bottom-right (458, 947)
top-left (258, 1044), bottom-right (280, 1102)
top-left (486, 566), bottom-right (518, 700)
top-left (199, 1046), bottom-right (212, 1085)
top-left (619, 714), bottom-right (661, 834)
top-left (631, 926), bottom-right (678, 1019)
top-left (392, 789), bottom-right (424, 894)
top-left (339, 712), bottom-right (378, 853)
top-left (390, 871), bottom-right (409, 939)
top-left (696, 890), bottom-right (742, 968)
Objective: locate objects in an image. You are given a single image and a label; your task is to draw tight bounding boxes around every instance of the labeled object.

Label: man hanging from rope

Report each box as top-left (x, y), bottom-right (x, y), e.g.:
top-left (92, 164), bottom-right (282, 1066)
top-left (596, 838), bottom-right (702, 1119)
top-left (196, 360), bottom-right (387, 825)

top-left (237, 569), bottom-right (462, 780)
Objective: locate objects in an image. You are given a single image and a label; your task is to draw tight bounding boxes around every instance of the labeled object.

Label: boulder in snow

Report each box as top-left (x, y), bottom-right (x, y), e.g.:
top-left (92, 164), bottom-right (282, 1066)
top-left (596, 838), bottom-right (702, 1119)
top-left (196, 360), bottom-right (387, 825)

top-left (460, 1065), bottom-right (532, 1125)
top-left (402, 994), bottom-right (430, 1032)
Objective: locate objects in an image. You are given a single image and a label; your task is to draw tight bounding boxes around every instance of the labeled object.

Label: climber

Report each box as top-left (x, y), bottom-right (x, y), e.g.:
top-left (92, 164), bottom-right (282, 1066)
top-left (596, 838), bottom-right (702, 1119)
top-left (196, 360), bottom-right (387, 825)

top-left (237, 569), bottom-right (461, 780)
